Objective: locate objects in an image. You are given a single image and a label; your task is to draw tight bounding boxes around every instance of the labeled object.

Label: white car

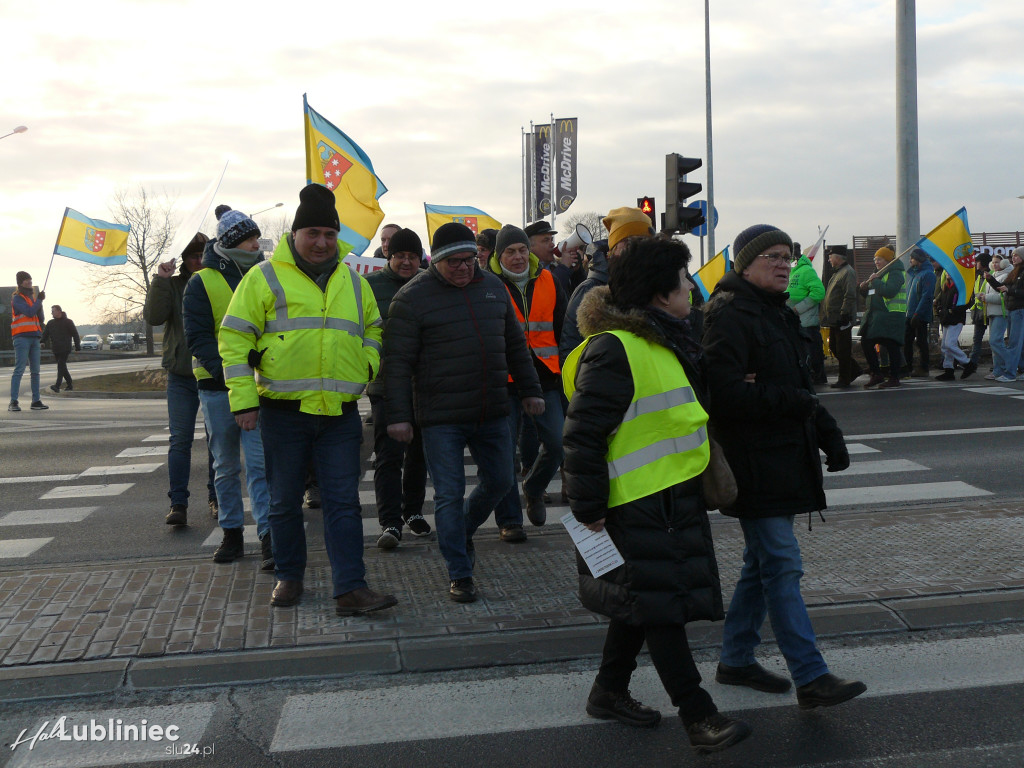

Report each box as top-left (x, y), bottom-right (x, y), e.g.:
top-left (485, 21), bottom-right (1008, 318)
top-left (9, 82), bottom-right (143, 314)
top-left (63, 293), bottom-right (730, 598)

top-left (107, 333), bottom-right (137, 350)
top-left (81, 334), bottom-right (103, 350)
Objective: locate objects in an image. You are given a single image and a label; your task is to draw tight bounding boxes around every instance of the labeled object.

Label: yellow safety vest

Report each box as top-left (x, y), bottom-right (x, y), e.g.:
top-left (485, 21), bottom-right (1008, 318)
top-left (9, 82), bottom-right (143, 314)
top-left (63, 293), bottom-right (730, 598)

top-left (219, 235), bottom-right (383, 416)
top-left (192, 269), bottom-right (235, 382)
top-left (563, 329), bottom-right (709, 508)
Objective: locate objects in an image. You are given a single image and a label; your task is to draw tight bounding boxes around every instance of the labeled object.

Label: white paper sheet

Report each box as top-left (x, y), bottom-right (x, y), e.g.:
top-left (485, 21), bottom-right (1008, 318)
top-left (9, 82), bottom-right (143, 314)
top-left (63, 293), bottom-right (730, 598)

top-left (560, 512), bottom-right (625, 578)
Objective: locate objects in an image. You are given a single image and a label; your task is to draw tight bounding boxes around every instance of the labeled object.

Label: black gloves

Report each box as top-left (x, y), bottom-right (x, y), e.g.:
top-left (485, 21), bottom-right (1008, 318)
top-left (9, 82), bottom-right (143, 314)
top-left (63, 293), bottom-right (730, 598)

top-left (825, 445), bottom-right (850, 472)
top-left (794, 390), bottom-right (819, 419)
top-left (37, 290), bottom-right (46, 301)
top-left (247, 347), bottom-right (267, 370)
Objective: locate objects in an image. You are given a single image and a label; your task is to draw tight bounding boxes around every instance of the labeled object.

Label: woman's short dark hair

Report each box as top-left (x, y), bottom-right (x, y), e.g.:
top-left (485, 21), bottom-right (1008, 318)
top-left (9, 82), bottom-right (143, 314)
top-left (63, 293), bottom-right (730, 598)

top-left (608, 236), bottom-right (692, 310)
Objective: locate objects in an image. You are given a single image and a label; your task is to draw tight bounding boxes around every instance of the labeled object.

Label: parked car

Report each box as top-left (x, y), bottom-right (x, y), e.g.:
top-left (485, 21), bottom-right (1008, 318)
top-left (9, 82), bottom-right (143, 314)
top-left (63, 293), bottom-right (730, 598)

top-left (81, 334), bottom-right (103, 350)
top-left (107, 333), bottom-right (137, 350)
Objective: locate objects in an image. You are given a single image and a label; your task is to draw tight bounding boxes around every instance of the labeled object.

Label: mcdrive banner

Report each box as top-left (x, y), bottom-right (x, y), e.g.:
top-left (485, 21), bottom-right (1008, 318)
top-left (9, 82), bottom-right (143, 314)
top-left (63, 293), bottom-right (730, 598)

top-left (533, 124), bottom-right (552, 219)
top-left (553, 118), bottom-right (578, 214)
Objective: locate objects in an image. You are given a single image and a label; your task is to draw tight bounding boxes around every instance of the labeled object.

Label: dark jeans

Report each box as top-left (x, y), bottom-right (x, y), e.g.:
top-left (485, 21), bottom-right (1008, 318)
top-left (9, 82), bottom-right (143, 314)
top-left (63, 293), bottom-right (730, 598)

top-left (804, 325), bottom-right (825, 381)
top-left (903, 318), bottom-right (930, 372)
top-left (827, 325), bottom-right (858, 383)
top-left (596, 619), bottom-right (716, 725)
top-left (971, 320), bottom-right (987, 365)
top-left (370, 395), bottom-right (426, 529)
top-left (861, 337), bottom-right (902, 378)
top-left (261, 405), bottom-right (367, 596)
top-left (54, 351), bottom-right (72, 388)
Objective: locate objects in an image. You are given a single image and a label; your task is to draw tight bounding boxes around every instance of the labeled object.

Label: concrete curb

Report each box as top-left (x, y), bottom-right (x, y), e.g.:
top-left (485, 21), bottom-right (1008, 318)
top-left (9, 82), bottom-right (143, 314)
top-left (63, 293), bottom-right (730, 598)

top-left (2, 588), bottom-right (1022, 703)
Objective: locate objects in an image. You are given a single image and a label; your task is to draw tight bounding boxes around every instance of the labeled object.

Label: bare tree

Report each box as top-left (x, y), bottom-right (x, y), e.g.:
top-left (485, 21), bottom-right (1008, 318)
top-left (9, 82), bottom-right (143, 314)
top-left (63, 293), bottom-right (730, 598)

top-left (257, 213), bottom-right (291, 252)
top-left (85, 186), bottom-right (177, 355)
top-left (557, 210), bottom-right (607, 243)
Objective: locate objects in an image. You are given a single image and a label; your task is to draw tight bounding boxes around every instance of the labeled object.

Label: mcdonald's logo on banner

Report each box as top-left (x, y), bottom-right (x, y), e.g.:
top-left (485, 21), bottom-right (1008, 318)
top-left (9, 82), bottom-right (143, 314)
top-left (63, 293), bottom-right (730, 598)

top-left (554, 118), bottom-right (578, 214)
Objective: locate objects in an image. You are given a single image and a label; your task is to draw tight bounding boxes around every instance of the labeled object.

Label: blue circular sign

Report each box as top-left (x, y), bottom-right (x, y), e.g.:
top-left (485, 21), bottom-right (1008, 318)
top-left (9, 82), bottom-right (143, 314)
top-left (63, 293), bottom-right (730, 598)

top-left (688, 201), bottom-right (718, 237)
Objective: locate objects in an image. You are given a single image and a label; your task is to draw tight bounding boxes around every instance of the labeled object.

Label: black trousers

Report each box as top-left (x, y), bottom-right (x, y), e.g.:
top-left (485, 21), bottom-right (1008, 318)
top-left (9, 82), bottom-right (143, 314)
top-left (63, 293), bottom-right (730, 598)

top-left (595, 618), bottom-right (716, 725)
top-left (862, 336), bottom-right (903, 378)
top-left (54, 351), bottom-right (72, 388)
top-left (805, 325), bottom-right (825, 381)
top-left (827, 325), bottom-right (859, 383)
top-left (903, 318), bottom-right (930, 371)
top-left (370, 395), bottom-right (427, 529)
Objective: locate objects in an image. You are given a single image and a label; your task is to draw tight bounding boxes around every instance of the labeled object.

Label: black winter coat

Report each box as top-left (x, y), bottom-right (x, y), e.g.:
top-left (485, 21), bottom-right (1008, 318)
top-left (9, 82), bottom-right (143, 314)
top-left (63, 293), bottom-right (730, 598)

top-left (365, 265), bottom-right (415, 398)
top-left (702, 272), bottom-right (848, 519)
top-left (384, 262), bottom-right (541, 428)
top-left (935, 275), bottom-right (968, 325)
top-left (41, 315), bottom-right (80, 355)
top-left (563, 287), bottom-right (723, 627)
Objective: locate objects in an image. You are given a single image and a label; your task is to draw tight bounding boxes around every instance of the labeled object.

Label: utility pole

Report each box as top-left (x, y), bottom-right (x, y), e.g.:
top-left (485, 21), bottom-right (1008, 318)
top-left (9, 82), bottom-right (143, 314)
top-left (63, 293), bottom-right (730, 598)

top-left (896, 0), bottom-right (921, 256)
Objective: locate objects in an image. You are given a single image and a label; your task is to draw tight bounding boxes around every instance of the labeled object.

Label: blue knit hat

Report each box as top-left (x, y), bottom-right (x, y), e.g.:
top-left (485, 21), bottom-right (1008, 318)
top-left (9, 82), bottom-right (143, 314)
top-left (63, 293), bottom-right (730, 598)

top-left (215, 205), bottom-right (260, 249)
top-left (733, 224), bottom-right (793, 274)
top-left (431, 222), bottom-right (477, 262)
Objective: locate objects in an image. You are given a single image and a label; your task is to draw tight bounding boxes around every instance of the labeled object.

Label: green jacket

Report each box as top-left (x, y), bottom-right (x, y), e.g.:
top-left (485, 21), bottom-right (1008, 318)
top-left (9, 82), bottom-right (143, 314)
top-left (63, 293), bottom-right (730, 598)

top-left (858, 259), bottom-right (906, 344)
top-left (786, 254), bottom-right (826, 327)
top-left (143, 267), bottom-right (194, 377)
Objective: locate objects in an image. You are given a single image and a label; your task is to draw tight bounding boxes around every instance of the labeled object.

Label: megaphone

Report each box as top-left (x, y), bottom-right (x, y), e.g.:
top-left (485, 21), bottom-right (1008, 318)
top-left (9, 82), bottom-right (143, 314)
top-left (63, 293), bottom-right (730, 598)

top-left (563, 224), bottom-right (593, 254)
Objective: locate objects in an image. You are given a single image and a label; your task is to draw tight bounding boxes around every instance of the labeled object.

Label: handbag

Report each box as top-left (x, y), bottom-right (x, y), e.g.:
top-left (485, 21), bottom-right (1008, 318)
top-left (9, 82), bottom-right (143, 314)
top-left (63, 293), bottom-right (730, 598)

top-left (702, 437), bottom-right (737, 511)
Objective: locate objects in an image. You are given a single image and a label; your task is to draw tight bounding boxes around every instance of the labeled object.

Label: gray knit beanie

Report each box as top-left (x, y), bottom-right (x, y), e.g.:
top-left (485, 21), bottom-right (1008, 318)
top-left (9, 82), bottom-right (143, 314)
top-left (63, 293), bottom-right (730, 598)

top-left (733, 224), bottom-right (793, 274)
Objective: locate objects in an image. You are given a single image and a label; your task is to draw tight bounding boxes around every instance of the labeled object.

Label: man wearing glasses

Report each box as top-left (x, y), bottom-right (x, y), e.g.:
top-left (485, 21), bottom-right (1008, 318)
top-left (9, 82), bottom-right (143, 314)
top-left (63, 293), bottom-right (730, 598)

top-left (702, 224), bottom-right (866, 711)
top-left (366, 228), bottom-right (432, 549)
top-left (384, 223), bottom-right (543, 603)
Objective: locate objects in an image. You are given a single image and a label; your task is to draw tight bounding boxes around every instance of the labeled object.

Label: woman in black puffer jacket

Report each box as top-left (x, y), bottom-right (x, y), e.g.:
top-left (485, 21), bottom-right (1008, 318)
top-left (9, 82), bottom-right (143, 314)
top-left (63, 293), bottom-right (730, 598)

top-left (562, 236), bottom-right (749, 755)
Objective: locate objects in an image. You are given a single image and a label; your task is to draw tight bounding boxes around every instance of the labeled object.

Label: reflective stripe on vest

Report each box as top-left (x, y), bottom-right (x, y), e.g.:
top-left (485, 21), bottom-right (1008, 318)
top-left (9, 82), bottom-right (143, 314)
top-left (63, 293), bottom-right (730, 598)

top-left (192, 269), bottom-right (235, 381)
top-left (883, 271), bottom-right (908, 314)
top-left (11, 295), bottom-right (42, 337)
top-left (223, 257), bottom-right (371, 401)
top-left (505, 268), bottom-right (561, 376)
top-left (563, 329), bottom-right (709, 508)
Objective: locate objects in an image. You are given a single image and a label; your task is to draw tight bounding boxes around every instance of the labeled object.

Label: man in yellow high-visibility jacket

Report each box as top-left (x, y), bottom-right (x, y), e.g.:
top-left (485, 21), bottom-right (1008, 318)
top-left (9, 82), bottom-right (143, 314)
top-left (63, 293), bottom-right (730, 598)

top-left (219, 184), bottom-right (396, 617)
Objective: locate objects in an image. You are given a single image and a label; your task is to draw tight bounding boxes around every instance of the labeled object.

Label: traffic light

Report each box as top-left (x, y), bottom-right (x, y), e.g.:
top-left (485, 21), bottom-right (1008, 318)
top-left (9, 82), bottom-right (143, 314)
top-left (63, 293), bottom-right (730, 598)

top-left (664, 153), bottom-right (704, 234)
top-left (636, 196), bottom-right (656, 228)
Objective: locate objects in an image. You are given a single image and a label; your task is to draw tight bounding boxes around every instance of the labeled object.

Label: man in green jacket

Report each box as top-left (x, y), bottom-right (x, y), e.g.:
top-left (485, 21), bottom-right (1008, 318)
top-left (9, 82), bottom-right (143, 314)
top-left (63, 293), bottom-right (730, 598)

top-left (857, 247), bottom-right (907, 389)
top-left (143, 233), bottom-right (216, 526)
top-left (787, 251), bottom-right (827, 384)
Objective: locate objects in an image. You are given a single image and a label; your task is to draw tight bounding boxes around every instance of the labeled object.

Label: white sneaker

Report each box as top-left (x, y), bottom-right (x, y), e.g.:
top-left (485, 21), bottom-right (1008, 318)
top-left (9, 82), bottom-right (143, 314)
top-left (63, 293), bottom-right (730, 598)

top-left (984, 373), bottom-right (997, 380)
top-left (995, 375), bottom-right (1017, 383)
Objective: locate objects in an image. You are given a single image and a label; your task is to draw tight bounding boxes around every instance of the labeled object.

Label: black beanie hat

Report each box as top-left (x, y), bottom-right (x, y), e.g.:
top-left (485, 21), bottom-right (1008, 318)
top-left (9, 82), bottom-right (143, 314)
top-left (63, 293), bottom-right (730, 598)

top-left (291, 184), bottom-right (340, 232)
top-left (732, 224), bottom-right (793, 274)
top-left (494, 224), bottom-right (530, 259)
top-left (431, 222), bottom-right (477, 262)
top-left (16, 270), bottom-right (31, 284)
top-left (387, 228), bottom-right (422, 258)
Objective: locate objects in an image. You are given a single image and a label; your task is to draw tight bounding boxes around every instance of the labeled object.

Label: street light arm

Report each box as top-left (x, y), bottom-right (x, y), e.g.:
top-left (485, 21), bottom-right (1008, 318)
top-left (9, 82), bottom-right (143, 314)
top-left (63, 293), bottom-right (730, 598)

top-left (0, 125), bottom-right (28, 141)
top-left (250, 202), bottom-right (284, 217)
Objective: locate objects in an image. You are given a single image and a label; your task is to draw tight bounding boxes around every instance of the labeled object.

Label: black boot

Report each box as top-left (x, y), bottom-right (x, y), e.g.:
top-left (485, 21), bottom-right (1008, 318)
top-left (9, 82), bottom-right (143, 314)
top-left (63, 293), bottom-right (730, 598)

top-left (586, 683), bottom-right (661, 727)
top-left (685, 712), bottom-right (751, 753)
top-left (213, 527), bottom-right (244, 563)
top-left (796, 672), bottom-right (867, 709)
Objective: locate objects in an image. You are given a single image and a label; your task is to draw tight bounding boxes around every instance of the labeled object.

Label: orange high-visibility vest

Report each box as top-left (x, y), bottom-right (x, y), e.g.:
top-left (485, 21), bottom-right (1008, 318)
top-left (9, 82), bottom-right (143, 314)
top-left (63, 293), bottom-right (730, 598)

top-left (11, 293), bottom-right (42, 337)
top-left (505, 268), bottom-right (560, 377)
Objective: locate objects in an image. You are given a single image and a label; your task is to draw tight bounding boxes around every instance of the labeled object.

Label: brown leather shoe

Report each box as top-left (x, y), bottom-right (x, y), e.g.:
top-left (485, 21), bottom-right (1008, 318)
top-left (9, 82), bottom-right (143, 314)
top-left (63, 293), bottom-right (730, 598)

top-left (335, 586), bottom-right (398, 616)
top-left (271, 579), bottom-right (303, 607)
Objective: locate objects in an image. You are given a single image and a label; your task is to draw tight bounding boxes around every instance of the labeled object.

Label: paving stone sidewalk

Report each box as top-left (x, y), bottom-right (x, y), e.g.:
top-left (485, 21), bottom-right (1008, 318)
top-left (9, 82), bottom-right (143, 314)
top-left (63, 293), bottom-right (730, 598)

top-left (2, 500), bottom-right (1023, 672)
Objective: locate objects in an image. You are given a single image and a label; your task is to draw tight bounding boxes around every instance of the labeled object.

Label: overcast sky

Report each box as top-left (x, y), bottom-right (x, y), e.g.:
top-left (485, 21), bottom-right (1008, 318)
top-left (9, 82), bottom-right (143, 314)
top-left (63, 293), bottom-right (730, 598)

top-left (2, 0), bottom-right (1022, 324)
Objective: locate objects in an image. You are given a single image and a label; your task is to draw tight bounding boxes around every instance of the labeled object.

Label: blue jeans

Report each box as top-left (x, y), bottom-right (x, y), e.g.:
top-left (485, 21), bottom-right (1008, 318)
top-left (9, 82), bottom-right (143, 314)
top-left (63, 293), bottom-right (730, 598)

top-left (1008, 309), bottom-right (1024, 374)
top-left (199, 389), bottom-right (270, 537)
top-left (10, 335), bottom-right (41, 403)
top-left (260, 406), bottom-right (366, 596)
top-left (989, 314), bottom-right (1013, 378)
top-left (494, 390), bottom-right (564, 525)
top-left (720, 516), bottom-right (828, 687)
top-left (421, 418), bottom-right (514, 580)
top-left (166, 372), bottom-right (201, 507)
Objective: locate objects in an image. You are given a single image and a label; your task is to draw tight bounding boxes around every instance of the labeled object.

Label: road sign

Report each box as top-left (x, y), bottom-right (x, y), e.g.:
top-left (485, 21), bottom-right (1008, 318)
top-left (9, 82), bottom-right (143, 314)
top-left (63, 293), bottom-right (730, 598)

top-left (688, 201), bottom-right (718, 237)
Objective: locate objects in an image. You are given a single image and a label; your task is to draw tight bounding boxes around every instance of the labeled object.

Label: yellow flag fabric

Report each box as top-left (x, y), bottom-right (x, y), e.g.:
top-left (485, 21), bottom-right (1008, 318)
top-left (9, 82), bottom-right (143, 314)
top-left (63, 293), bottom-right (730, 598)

top-left (53, 208), bottom-right (130, 265)
top-left (916, 207), bottom-right (974, 305)
top-left (424, 204), bottom-right (501, 242)
top-left (692, 246), bottom-right (730, 300)
top-left (303, 94), bottom-right (386, 256)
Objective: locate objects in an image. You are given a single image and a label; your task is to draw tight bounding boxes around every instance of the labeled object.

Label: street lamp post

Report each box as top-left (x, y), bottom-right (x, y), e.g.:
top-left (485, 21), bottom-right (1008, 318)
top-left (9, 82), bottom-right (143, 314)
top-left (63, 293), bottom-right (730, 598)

top-left (0, 125), bottom-right (28, 141)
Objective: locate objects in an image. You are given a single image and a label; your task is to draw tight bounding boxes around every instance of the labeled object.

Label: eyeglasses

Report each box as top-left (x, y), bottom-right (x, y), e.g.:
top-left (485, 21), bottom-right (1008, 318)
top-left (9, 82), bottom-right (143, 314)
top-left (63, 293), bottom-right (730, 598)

top-left (392, 254), bottom-right (421, 262)
top-left (446, 256), bottom-right (477, 268)
top-left (758, 252), bottom-right (792, 265)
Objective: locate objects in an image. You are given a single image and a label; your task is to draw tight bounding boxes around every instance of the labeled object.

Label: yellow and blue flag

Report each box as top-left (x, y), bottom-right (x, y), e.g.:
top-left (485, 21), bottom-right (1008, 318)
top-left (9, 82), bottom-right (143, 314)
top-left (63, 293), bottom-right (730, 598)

top-left (424, 204), bottom-right (501, 242)
top-left (692, 246), bottom-right (730, 301)
top-left (53, 208), bottom-right (130, 265)
top-left (916, 207), bottom-right (974, 305)
top-left (303, 94), bottom-right (387, 256)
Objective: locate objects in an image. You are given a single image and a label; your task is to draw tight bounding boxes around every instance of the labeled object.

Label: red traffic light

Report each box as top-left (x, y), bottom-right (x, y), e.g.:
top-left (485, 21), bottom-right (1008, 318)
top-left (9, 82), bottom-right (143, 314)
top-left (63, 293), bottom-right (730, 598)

top-left (636, 196), bottom-right (656, 226)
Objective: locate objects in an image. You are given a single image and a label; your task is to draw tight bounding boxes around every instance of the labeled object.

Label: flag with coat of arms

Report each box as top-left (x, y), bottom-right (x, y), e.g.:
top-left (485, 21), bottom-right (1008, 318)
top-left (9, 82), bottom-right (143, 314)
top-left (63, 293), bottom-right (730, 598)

top-left (53, 208), bottom-right (130, 265)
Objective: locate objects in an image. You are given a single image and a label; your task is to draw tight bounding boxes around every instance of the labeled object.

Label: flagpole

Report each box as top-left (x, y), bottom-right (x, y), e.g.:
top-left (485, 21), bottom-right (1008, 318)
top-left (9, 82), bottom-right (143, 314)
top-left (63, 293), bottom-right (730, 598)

top-left (704, 0), bottom-right (716, 262)
top-left (549, 112), bottom-right (556, 229)
top-left (529, 120), bottom-right (535, 223)
top-left (43, 207), bottom-right (71, 291)
top-left (521, 127), bottom-right (527, 227)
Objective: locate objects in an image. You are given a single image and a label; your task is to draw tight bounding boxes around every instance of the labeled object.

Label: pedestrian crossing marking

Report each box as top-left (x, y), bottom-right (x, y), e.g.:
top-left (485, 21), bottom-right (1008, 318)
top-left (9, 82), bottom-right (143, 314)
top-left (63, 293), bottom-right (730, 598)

top-left (79, 463), bottom-right (163, 477)
top-left (141, 434), bottom-right (169, 442)
top-left (964, 387), bottom-right (1019, 396)
top-left (0, 507), bottom-right (99, 526)
top-left (0, 538), bottom-right (53, 559)
top-left (115, 446), bottom-right (167, 458)
top-left (0, 474), bottom-right (78, 485)
top-left (822, 459), bottom-right (926, 475)
top-left (201, 523), bottom-right (307, 548)
top-left (40, 483), bottom-right (134, 500)
top-left (826, 481), bottom-right (989, 508)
